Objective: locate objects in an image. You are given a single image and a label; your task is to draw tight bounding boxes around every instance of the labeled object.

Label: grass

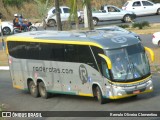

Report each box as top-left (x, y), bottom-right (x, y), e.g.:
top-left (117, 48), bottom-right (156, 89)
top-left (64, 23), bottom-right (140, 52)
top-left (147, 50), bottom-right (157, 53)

top-left (127, 23), bottom-right (160, 34)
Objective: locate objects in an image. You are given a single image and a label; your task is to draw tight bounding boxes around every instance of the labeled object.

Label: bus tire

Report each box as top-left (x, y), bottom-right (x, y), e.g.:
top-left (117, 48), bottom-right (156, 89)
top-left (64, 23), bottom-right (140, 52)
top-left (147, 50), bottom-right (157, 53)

top-left (28, 81), bottom-right (39, 98)
top-left (95, 86), bottom-right (105, 104)
top-left (38, 82), bottom-right (49, 99)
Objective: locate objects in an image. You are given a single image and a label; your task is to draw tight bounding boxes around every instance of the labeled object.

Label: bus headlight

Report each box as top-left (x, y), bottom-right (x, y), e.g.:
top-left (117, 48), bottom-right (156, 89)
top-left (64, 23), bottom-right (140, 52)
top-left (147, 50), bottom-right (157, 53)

top-left (149, 86), bottom-right (153, 90)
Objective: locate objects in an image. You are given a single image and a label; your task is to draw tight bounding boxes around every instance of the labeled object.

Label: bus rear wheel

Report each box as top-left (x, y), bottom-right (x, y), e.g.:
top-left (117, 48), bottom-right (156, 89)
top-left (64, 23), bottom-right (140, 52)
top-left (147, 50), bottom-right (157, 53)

top-left (38, 82), bottom-right (50, 99)
top-left (28, 81), bottom-right (39, 97)
top-left (95, 86), bottom-right (105, 104)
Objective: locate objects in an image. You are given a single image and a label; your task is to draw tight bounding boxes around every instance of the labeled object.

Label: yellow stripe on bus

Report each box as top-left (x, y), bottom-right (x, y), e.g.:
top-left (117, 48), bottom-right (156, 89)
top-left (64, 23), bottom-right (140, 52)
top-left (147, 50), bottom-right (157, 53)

top-left (13, 85), bottom-right (24, 90)
top-left (6, 37), bottom-right (103, 49)
top-left (98, 54), bottom-right (112, 69)
top-left (78, 92), bottom-right (93, 97)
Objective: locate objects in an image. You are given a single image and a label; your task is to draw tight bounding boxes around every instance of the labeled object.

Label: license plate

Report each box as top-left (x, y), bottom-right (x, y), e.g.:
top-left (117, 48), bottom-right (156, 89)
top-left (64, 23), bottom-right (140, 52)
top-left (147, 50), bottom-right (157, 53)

top-left (133, 90), bottom-right (140, 94)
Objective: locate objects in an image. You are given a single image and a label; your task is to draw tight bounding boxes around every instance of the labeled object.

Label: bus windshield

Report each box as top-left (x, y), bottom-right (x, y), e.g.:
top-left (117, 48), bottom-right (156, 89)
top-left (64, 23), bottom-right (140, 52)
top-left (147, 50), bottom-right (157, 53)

top-left (105, 43), bottom-right (150, 82)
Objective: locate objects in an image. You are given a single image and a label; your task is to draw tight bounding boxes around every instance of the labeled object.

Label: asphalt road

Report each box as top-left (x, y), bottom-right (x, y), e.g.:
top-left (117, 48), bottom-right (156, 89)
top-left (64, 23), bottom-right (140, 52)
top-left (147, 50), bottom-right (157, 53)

top-left (0, 71), bottom-right (160, 120)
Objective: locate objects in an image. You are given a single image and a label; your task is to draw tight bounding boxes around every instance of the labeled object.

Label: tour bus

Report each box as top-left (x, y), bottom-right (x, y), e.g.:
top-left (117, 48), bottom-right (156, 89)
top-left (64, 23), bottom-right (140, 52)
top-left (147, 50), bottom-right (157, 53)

top-left (6, 30), bottom-right (154, 104)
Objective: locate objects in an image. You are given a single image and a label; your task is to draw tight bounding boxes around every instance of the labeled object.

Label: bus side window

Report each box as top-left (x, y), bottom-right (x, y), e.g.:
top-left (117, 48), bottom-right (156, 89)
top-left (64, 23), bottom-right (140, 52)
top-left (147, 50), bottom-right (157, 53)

top-left (101, 59), bottom-right (110, 79)
top-left (64, 45), bottom-right (78, 62)
top-left (26, 42), bottom-right (40, 60)
top-left (8, 41), bottom-right (28, 59)
top-left (50, 44), bottom-right (65, 61)
top-left (77, 45), bottom-right (98, 70)
top-left (91, 46), bottom-right (104, 74)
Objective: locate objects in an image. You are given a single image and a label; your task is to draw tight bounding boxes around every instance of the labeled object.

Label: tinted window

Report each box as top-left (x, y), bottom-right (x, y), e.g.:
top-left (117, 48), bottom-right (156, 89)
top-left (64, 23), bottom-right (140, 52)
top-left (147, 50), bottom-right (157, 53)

top-left (26, 42), bottom-right (40, 59)
top-left (8, 42), bottom-right (98, 70)
top-left (53, 8), bottom-right (62, 13)
top-left (50, 44), bottom-right (65, 61)
top-left (77, 45), bottom-right (97, 69)
top-left (52, 9), bottom-right (55, 14)
top-left (142, 1), bottom-right (153, 6)
top-left (108, 7), bottom-right (120, 12)
top-left (8, 42), bottom-right (65, 61)
top-left (63, 8), bottom-right (70, 13)
top-left (91, 46), bottom-right (104, 73)
top-left (133, 1), bottom-right (141, 6)
top-left (126, 43), bottom-right (144, 55)
top-left (64, 45), bottom-right (78, 62)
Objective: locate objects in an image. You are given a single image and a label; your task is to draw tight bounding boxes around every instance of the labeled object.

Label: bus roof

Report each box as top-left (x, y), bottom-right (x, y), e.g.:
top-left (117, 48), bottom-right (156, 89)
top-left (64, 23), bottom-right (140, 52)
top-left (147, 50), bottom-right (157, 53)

top-left (7, 30), bottom-right (140, 49)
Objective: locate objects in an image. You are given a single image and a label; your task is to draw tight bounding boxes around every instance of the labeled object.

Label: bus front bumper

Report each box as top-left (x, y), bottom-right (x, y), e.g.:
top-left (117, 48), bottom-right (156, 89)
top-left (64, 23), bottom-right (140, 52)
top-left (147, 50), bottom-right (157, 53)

top-left (107, 80), bottom-right (153, 99)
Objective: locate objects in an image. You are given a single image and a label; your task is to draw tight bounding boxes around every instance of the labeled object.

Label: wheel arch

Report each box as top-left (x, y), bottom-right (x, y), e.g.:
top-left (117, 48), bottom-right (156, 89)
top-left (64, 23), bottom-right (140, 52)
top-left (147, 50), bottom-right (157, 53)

top-left (92, 17), bottom-right (99, 21)
top-left (123, 14), bottom-right (132, 21)
top-left (47, 19), bottom-right (56, 23)
top-left (158, 40), bottom-right (160, 46)
top-left (92, 82), bottom-right (104, 97)
top-left (157, 8), bottom-right (160, 15)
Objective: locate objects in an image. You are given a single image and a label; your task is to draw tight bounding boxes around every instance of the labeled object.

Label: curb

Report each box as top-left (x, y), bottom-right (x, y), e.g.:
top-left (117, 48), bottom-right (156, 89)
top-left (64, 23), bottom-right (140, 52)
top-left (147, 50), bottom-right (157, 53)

top-left (0, 66), bottom-right (9, 70)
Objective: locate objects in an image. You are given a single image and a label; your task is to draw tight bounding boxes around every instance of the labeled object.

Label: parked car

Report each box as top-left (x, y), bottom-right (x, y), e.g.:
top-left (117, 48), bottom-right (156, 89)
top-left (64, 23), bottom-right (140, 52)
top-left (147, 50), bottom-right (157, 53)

top-left (152, 32), bottom-right (160, 46)
top-left (90, 5), bottom-right (136, 26)
top-left (95, 26), bottom-right (141, 41)
top-left (122, 0), bottom-right (160, 16)
top-left (0, 22), bottom-right (13, 35)
top-left (45, 6), bottom-right (83, 27)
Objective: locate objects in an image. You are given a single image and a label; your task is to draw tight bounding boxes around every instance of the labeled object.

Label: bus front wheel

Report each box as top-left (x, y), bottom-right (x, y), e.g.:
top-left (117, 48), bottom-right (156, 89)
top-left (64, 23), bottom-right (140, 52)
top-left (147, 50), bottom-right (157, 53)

top-left (95, 86), bottom-right (105, 104)
top-left (38, 82), bottom-right (50, 99)
top-left (28, 81), bottom-right (39, 97)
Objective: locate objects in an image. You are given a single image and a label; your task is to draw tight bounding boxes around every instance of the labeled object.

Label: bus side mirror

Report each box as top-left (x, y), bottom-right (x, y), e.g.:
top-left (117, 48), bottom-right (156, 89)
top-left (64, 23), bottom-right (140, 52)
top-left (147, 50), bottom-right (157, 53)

top-left (144, 47), bottom-right (154, 62)
top-left (98, 53), bottom-right (112, 69)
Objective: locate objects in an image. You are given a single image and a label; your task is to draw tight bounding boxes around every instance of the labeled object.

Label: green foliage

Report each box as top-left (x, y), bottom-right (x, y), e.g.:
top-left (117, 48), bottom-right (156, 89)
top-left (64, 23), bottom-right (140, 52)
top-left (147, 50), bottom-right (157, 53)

top-left (151, 0), bottom-right (160, 3)
top-left (2, 0), bottom-right (27, 7)
top-left (34, 0), bottom-right (49, 18)
top-left (118, 24), bottom-right (129, 28)
top-left (132, 21), bottom-right (150, 29)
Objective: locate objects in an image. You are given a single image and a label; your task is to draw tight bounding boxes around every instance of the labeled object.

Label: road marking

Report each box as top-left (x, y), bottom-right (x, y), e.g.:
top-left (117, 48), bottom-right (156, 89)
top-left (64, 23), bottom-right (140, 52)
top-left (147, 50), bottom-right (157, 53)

top-left (0, 66), bottom-right (9, 70)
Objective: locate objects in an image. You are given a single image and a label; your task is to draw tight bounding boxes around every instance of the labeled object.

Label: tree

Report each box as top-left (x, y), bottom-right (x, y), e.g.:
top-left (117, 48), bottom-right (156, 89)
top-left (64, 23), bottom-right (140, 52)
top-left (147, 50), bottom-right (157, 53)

top-left (83, 0), bottom-right (94, 30)
top-left (69, 0), bottom-right (79, 30)
top-left (55, 0), bottom-right (62, 31)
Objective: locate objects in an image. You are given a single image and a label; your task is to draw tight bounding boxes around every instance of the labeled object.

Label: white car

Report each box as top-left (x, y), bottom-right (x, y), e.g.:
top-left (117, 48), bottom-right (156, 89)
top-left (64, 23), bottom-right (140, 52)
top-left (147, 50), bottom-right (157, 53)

top-left (45, 6), bottom-right (82, 27)
top-left (0, 22), bottom-right (13, 35)
top-left (122, 0), bottom-right (160, 16)
top-left (152, 32), bottom-right (160, 46)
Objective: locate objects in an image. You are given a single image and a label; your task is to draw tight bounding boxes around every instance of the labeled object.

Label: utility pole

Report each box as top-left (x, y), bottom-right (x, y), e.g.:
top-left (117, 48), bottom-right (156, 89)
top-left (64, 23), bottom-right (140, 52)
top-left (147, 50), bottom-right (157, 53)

top-left (55, 0), bottom-right (62, 31)
top-left (0, 13), bottom-right (4, 51)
